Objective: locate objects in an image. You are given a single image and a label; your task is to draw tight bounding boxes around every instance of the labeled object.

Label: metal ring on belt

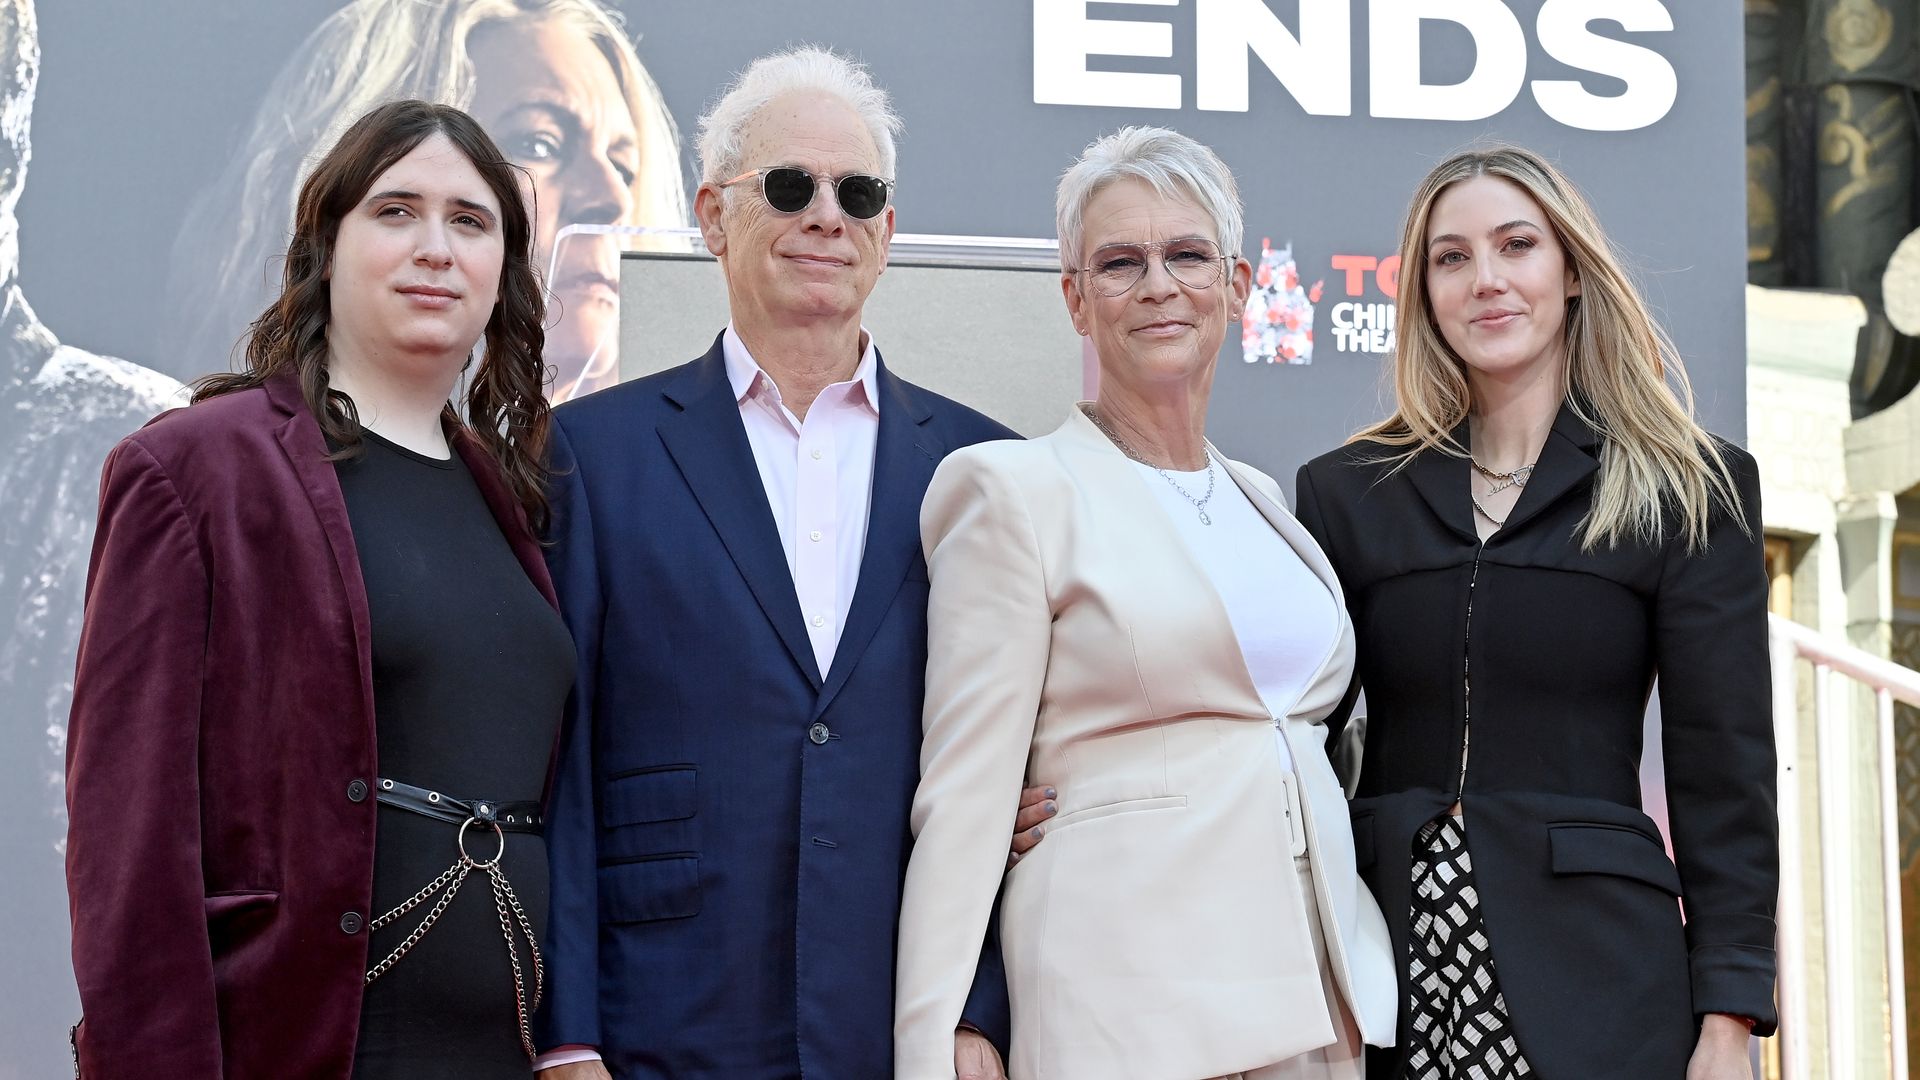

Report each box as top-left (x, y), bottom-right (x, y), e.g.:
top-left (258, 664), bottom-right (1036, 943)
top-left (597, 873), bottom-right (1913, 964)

top-left (373, 777), bottom-right (544, 834)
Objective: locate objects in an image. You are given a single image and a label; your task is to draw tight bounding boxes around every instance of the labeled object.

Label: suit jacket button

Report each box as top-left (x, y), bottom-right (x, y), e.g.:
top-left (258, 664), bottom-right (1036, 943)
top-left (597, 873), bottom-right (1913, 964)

top-left (340, 911), bottom-right (363, 935)
top-left (808, 722), bottom-right (830, 745)
top-left (346, 779), bottom-right (369, 803)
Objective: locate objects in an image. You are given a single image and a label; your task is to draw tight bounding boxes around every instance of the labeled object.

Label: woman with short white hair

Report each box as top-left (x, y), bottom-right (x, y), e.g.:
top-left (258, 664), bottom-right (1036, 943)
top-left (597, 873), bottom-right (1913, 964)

top-left (894, 126), bottom-right (1397, 1080)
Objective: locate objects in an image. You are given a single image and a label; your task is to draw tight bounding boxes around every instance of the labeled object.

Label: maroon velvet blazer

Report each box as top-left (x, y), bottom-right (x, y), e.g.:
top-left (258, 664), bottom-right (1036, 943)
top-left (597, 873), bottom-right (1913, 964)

top-left (64, 373), bottom-right (560, 1079)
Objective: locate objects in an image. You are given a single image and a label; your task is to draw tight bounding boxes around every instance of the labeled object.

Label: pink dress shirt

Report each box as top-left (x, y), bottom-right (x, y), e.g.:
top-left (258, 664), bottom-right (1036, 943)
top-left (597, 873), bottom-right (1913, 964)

top-left (534, 325), bottom-right (881, 1072)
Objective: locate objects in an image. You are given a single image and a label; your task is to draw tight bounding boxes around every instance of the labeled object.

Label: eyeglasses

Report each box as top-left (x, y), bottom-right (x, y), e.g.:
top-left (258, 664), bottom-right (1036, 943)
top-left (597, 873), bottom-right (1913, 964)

top-left (1068, 238), bottom-right (1230, 297)
top-left (717, 166), bottom-right (894, 220)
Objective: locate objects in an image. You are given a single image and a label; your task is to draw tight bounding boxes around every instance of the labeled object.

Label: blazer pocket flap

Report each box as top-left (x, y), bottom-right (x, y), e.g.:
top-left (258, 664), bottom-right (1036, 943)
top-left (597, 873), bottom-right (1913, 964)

top-left (602, 766), bottom-right (697, 828)
top-left (1548, 824), bottom-right (1682, 896)
top-left (599, 855), bottom-right (702, 923)
top-left (1048, 794), bottom-right (1187, 832)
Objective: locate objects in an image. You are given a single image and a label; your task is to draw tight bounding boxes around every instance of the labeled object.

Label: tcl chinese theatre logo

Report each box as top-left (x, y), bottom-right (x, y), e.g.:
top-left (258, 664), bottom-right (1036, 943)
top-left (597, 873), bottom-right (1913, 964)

top-left (1242, 245), bottom-right (1400, 365)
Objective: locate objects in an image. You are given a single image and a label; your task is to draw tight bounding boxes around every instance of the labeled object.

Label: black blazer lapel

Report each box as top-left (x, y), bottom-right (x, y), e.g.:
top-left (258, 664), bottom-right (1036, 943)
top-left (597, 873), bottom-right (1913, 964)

top-left (813, 356), bottom-right (938, 720)
top-left (656, 340), bottom-right (823, 688)
top-left (1407, 421), bottom-right (1480, 545)
top-left (1494, 403), bottom-right (1601, 537)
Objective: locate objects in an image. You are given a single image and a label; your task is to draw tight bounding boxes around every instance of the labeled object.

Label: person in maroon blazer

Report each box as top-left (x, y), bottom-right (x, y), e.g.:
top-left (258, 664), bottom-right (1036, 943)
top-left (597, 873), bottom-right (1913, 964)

top-left (64, 100), bottom-right (570, 1079)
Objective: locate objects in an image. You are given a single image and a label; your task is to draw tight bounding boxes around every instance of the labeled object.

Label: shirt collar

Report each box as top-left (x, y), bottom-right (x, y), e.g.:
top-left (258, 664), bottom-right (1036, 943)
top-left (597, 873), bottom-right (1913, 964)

top-left (722, 323), bottom-right (880, 414)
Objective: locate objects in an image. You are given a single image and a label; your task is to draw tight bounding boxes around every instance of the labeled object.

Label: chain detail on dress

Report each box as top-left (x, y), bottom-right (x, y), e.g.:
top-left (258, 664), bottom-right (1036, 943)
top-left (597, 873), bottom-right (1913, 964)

top-left (363, 819), bottom-right (545, 1059)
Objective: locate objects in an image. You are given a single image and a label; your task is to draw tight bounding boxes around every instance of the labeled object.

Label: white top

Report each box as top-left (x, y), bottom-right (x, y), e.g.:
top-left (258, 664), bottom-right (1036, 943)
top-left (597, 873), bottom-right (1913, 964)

top-left (1130, 457), bottom-right (1340, 772)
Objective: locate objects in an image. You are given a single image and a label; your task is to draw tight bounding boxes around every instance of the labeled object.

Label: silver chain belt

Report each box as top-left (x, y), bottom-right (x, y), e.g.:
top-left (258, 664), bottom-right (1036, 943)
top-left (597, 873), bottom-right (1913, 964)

top-left (363, 781), bottom-right (545, 1060)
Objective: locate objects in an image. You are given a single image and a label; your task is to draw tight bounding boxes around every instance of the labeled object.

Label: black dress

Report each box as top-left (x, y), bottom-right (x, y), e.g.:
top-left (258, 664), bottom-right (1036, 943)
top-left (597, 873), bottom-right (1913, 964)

top-left (336, 430), bottom-right (574, 1079)
top-left (1294, 405), bottom-right (1776, 1080)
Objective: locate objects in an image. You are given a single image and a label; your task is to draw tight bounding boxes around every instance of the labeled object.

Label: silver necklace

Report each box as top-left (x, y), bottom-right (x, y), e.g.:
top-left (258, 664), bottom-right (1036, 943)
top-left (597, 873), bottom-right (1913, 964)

top-left (1470, 456), bottom-right (1534, 497)
top-left (1469, 462), bottom-right (1534, 528)
top-left (1470, 493), bottom-right (1507, 528)
top-left (1086, 406), bottom-right (1217, 525)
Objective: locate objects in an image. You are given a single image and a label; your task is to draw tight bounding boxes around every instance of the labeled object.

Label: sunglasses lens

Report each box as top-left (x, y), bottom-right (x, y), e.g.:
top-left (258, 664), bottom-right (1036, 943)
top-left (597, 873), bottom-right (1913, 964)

top-left (760, 168), bottom-right (816, 213)
top-left (836, 175), bottom-right (889, 220)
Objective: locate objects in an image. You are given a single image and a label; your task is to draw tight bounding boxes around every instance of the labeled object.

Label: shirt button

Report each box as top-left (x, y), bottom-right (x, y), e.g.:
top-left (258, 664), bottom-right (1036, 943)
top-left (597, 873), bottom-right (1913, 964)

top-left (810, 449), bottom-right (823, 460)
top-left (346, 779), bottom-right (368, 803)
top-left (811, 614), bottom-right (826, 628)
top-left (340, 911), bottom-right (363, 935)
top-left (809, 722), bottom-right (831, 745)
top-left (809, 530), bottom-right (822, 542)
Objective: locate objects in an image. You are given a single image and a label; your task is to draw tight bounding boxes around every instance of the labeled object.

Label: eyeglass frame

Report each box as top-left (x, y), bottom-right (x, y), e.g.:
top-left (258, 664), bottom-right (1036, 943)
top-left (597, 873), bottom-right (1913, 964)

top-left (1065, 236), bottom-right (1238, 297)
top-left (714, 165), bottom-right (895, 220)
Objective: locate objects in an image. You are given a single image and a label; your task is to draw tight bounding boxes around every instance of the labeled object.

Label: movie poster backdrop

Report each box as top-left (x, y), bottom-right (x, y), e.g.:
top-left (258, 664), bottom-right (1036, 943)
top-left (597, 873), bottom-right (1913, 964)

top-left (6, 1), bottom-right (1740, 1071)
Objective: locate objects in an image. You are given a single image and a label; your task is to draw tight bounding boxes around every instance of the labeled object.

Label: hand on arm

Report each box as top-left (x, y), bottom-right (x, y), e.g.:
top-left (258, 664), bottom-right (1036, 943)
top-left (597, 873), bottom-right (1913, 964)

top-left (1007, 784), bottom-right (1056, 867)
top-left (955, 1026), bottom-right (1008, 1080)
top-left (895, 451), bottom-right (1052, 1073)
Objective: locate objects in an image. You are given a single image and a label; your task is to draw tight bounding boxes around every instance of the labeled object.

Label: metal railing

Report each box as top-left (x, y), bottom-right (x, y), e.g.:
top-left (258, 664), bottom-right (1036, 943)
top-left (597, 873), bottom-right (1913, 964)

top-left (1770, 613), bottom-right (1917, 1080)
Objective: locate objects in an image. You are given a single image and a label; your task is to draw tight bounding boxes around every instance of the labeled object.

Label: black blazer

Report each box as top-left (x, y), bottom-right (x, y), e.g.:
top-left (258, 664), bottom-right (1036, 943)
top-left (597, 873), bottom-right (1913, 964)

top-left (1294, 404), bottom-right (1777, 1080)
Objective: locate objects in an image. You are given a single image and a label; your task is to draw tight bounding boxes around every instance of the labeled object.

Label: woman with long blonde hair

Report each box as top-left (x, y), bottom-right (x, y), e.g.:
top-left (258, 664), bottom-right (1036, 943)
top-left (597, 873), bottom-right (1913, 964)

top-left (167, 0), bottom-right (689, 400)
top-left (1294, 145), bottom-right (1774, 1080)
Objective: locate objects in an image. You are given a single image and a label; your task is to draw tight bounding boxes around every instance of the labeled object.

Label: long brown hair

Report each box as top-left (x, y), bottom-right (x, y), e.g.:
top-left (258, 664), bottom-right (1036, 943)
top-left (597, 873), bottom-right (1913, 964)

top-left (1353, 144), bottom-right (1742, 552)
top-left (194, 99), bottom-right (553, 530)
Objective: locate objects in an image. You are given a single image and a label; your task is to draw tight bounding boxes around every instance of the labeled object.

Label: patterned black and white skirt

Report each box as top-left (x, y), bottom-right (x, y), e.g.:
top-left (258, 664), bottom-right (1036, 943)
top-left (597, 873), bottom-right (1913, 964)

top-left (1405, 815), bottom-right (1534, 1079)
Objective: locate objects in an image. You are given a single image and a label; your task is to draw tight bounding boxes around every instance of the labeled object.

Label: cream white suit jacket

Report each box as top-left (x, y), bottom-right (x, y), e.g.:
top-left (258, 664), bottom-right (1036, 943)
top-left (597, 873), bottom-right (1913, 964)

top-left (894, 407), bottom-right (1396, 1080)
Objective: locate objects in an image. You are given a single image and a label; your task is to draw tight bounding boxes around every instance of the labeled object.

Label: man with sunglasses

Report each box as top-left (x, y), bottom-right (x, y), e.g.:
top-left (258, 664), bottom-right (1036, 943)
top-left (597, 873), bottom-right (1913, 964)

top-left (535, 47), bottom-right (1020, 1080)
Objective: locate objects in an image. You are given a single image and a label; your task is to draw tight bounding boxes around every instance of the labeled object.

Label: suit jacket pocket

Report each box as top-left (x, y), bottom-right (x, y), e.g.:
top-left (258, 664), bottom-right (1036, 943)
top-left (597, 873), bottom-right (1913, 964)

top-left (1548, 823), bottom-right (1682, 896)
top-left (1047, 794), bottom-right (1187, 834)
top-left (206, 890), bottom-right (281, 983)
top-left (599, 853), bottom-right (702, 923)
top-left (602, 765), bottom-right (697, 827)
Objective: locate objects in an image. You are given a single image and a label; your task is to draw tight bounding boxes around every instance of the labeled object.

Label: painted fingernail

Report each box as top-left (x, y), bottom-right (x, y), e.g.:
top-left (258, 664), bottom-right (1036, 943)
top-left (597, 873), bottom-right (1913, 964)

top-left (1043, 801), bottom-right (1057, 815)
top-left (1044, 787), bottom-right (1057, 799)
top-left (1030, 825), bottom-right (1045, 839)
top-left (1009, 851), bottom-right (1021, 864)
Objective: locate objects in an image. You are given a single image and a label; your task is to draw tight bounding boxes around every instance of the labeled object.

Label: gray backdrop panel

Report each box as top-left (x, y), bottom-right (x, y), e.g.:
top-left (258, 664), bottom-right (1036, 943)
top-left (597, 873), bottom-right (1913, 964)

top-left (619, 253), bottom-right (1085, 437)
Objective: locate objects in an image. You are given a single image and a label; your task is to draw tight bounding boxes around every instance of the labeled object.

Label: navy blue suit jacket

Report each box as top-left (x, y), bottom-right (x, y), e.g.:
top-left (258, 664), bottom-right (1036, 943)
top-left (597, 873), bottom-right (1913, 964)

top-left (536, 336), bottom-right (1016, 1078)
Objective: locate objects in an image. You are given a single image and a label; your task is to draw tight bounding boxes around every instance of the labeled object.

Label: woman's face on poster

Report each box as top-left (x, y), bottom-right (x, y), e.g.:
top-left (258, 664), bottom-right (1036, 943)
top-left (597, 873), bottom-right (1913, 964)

top-left (467, 15), bottom-right (640, 400)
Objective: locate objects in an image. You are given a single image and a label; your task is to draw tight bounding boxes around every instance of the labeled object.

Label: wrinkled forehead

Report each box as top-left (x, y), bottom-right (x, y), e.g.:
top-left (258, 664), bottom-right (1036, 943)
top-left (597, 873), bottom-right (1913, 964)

top-left (1080, 178), bottom-right (1218, 251)
top-left (740, 91), bottom-right (882, 175)
top-left (1089, 236), bottom-right (1218, 254)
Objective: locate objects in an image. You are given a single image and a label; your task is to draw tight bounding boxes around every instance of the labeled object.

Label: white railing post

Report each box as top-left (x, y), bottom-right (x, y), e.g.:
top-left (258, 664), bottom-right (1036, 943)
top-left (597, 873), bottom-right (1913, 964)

top-left (1876, 686), bottom-right (1909, 1080)
top-left (1771, 630), bottom-right (1810, 1080)
top-left (1813, 661), bottom-right (1857, 1079)
top-left (1770, 614), bottom-right (1920, 1080)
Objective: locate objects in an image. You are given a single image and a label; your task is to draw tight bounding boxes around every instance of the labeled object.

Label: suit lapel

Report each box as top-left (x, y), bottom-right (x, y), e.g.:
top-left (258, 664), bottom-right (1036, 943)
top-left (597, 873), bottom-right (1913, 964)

top-left (1061, 408), bottom-right (1270, 722)
top-left (1407, 422), bottom-right (1480, 545)
top-left (262, 373), bottom-right (376, 728)
top-left (1408, 406), bottom-right (1602, 543)
top-left (656, 341), bottom-right (823, 688)
top-left (813, 355), bottom-right (938, 719)
top-left (1493, 403), bottom-right (1600, 537)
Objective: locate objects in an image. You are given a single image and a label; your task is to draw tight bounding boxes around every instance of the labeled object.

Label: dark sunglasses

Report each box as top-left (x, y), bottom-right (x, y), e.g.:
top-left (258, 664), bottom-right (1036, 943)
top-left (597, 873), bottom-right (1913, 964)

top-left (717, 166), bottom-right (893, 220)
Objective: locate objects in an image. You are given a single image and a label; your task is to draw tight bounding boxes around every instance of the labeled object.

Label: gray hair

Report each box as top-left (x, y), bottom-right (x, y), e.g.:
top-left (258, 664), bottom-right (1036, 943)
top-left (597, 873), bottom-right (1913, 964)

top-left (696, 46), bottom-right (901, 185)
top-left (1055, 126), bottom-right (1243, 271)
